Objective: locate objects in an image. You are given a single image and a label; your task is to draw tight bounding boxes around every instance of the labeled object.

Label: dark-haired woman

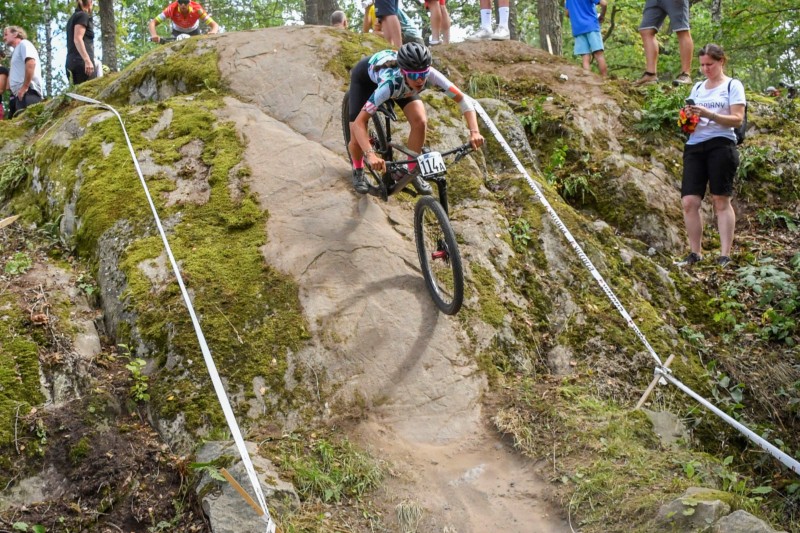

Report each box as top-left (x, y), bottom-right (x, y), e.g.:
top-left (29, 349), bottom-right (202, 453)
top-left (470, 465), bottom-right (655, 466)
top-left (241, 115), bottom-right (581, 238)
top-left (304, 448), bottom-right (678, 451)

top-left (347, 42), bottom-right (484, 195)
top-left (679, 43), bottom-right (745, 267)
top-left (66, 0), bottom-right (95, 84)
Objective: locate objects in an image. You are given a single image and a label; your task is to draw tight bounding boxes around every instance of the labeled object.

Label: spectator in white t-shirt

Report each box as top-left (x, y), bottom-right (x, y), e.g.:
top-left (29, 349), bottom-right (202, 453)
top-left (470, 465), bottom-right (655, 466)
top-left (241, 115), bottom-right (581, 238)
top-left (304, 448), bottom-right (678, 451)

top-left (3, 26), bottom-right (43, 118)
top-left (678, 44), bottom-right (745, 268)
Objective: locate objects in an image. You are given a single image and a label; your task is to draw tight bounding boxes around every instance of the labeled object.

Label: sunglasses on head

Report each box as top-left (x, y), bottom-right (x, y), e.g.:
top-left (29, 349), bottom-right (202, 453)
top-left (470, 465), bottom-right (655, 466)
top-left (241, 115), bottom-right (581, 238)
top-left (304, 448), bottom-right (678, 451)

top-left (402, 68), bottom-right (430, 81)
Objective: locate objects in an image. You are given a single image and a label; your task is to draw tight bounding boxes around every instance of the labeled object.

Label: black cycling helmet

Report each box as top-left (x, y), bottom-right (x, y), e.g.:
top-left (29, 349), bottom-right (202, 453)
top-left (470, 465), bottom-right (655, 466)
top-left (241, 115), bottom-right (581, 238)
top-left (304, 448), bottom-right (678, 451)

top-left (397, 42), bottom-right (431, 71)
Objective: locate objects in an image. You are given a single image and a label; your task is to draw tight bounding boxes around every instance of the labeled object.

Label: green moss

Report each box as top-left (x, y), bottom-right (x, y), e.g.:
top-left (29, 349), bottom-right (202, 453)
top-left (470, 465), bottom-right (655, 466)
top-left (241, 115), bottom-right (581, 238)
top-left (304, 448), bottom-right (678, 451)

top-left (69, 436), bottom-right (92, 464)
top-left (102, 42), bottom-right (222, 106)
top-left (470, 263), bottom-right (506, 327)
top-left (323, 33), bottom-right (386, 83)
top-left (0, 294), bottom-right (46, 485)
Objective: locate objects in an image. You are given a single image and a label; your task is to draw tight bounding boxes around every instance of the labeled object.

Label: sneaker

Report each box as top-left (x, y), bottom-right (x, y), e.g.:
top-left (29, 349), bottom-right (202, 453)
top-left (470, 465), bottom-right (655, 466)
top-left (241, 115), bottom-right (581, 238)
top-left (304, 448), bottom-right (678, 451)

top-left (715, 255), bottom-right (732, 267)
top-left (673, 72), bottom-right (692, 86)
top-left (467, 27), bottom-right (493, 41)
top-left (633, 72), bottom-right (658, 86)
top-left (491, 26), bottom-right (510, 41)
top-left (352, 168), bottom-right (369, 194)
top-left (676, 252), bottom-right (702, 266)
top-left (429, 39), bottom-right (441, 46)
top-left (411, 175), bottom-right (433, 195)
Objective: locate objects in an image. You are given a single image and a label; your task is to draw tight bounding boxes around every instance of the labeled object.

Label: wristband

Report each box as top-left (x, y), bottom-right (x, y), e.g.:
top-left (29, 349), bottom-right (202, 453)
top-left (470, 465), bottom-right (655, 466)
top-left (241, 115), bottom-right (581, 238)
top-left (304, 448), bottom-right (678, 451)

top-left (364, 149), bottom-right (376, 155)
top-left (469, 129), bottom-right (480, 134)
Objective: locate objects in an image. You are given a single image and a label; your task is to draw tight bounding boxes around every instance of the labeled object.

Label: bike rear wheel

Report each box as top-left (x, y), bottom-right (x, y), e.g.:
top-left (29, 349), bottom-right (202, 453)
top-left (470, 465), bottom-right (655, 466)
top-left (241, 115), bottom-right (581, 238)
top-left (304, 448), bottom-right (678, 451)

top-left (414, 196), bottom-right (464, 315)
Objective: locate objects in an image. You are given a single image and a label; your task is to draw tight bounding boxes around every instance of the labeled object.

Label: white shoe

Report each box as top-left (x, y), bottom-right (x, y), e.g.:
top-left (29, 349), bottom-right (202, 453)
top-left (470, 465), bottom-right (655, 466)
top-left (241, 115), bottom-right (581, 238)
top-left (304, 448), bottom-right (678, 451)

top-left (491, 26), bottom-right (510, 40)
top-left (429, 39), bottom-right (441, 45)
top-left (467, 27), bottom-right (493, 41)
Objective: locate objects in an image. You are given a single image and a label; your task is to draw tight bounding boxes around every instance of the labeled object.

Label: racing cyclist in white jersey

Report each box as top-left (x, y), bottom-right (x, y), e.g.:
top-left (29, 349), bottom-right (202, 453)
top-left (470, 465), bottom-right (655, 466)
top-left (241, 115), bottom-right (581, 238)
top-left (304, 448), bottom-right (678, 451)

top-left (346, 42), bottom-right (484, 194)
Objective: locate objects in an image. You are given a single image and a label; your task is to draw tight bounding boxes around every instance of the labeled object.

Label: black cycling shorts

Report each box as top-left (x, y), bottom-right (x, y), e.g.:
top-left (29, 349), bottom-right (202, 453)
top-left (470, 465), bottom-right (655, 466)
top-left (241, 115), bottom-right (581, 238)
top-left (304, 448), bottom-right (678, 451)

top-left (682, 137), bottom-right (739, 198)
top-left (347, 57), bottom-right (419, 123)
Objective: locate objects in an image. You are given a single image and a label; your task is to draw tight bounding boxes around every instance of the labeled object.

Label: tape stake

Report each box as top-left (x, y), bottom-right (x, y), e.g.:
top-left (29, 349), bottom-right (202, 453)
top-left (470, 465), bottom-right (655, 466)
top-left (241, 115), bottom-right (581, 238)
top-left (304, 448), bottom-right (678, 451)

top-left (635, 354), bottom-right (674, 410)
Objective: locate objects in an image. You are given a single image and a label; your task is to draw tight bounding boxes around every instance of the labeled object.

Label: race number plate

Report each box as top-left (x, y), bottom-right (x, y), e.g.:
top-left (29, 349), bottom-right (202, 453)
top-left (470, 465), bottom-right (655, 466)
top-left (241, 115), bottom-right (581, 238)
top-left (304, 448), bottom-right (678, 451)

top-left (417, 152), bottom-right (446, 177)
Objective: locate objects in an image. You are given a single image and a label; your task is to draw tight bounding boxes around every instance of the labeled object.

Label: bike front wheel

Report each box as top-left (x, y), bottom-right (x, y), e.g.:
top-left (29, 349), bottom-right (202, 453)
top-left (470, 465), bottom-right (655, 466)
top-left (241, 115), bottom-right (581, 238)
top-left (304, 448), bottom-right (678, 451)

top-left (414, 196), bottom-right (464, 315)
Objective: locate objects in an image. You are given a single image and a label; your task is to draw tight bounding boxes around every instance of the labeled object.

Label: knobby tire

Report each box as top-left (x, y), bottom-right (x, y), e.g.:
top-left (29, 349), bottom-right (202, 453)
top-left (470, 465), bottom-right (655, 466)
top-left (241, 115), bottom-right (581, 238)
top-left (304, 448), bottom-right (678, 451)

top-left (414, 196), bottom-right (464, 315)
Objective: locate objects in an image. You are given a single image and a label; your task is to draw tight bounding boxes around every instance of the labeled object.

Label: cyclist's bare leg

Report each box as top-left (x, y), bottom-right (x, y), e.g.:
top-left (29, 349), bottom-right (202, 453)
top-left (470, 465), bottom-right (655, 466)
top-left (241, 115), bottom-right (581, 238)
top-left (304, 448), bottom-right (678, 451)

top-left (403, 100), bottom-right (427, 154)
top-left (348, 123), bottom-right (363, 162)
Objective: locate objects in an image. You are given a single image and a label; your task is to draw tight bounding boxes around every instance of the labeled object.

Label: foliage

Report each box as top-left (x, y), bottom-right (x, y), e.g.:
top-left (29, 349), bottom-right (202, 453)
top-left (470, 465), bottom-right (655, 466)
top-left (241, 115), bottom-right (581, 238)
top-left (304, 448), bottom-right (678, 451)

top-left (717, 259), bottom-right (799, 345)
top-left (510, 217), bottom-right (533, 252)
top-left (0, 147), bottom-right (33, 202)
top-left (278, 434), bottom-right (383, 503)
top-left (635, 85), bottom-right (690, 133)
top-left (12, 523), bottom-right (46, 533)
top-left (756, 208), bottom-right (798, 232)
top-left (4, 252), bottom-right (33, 275)
top-left (119, 344), bottom-right (150, 402)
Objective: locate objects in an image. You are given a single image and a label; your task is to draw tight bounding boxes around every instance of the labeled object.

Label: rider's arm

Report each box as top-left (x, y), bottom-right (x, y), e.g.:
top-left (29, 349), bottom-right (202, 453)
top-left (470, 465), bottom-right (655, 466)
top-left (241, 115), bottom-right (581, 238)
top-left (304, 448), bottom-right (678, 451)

top-left (206, 17), bottom-right (219, 34)
top-left (353, 109), bottom-right (385, 172)
top-left (427, 69), bottom-right (485, 149)
top-left (73, 23), bottom-right (95, 75)
top-left (148, 14), bottom-right (164, 42)
top-left (200, 10), bottom-right (219, 33)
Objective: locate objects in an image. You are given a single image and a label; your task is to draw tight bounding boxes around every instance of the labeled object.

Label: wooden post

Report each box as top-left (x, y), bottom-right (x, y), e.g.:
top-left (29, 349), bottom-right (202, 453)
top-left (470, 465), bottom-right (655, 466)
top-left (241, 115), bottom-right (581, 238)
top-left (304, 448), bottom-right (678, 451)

top-left (0, 215), bottom-right (20, 230)
top-left (220, 468), bottom-right (264, 517)
top-left (635, 354), bottom-right (675, 410)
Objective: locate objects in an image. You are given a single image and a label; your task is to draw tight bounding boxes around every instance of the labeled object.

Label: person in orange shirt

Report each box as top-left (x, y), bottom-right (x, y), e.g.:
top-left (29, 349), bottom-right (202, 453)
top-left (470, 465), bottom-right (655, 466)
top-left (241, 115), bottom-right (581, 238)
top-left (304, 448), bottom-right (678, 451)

top-left (148, 0), bottom-right (219, 43)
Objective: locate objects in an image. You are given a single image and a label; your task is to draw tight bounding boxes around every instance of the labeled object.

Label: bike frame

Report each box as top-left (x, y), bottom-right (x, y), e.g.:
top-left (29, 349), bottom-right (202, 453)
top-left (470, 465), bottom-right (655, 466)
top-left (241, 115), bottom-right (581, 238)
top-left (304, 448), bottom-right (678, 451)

top-left (369, 103), bottom-right (472, 215)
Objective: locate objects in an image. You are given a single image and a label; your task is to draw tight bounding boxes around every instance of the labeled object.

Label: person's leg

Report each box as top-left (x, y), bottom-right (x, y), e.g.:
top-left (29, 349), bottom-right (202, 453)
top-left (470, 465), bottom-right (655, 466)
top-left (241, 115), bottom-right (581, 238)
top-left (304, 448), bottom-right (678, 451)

top-left (375, 0), bottom-right (402, 47)
top-left (347, 59), bottom-right (376, 164)
top-left (429, 2), bottom-right (441, 43)
top-left (676, 30), bottom-right (694, 76)
top-left (640, 28), bottom-right (658, 75)
top-left (712, 195), bottom-right (735, 257)
top-left (582, 54), bottom-right (591, 70)
top-left (681, 143), bottom-right (708, 256)
top-left (380, 15), bottom-right (402, 47)
top-left (402, 99), bottom-right (427, 153)
top-left (682, 195), bottom-right (704, 255)
top-left (440, 3), bottom-right (451, 44)
top-left (706, 140), bottom-right (739, 258)
top-left (593, 51), bottom-right (607, 76)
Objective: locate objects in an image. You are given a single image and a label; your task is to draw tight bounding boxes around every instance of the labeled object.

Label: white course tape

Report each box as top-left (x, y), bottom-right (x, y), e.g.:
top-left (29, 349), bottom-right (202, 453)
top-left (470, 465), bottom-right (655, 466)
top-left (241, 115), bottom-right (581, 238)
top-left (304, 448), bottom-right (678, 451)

top-left (657, 369), bottom-right (800, 475)
top-left (473, 100), bottom-right (664, 368)
top-left (67, 93), bottom-right (277, 532)
top-left (473, 98), bottom-right (800, 477)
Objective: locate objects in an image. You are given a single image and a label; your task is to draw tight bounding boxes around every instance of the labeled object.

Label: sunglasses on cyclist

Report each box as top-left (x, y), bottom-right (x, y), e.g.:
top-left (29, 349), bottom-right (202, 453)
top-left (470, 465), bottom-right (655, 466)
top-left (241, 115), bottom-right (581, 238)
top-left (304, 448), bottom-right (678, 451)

top-left (401, 68), bottom-right (430, 81)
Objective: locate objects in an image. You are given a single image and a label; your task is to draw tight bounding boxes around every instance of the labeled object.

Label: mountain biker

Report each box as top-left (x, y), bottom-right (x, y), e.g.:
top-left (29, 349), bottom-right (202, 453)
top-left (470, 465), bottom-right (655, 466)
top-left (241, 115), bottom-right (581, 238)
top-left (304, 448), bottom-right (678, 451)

top-left (148, 0), bottom-right (219, 43)
top-left (347, 42), bottom-right (484, 195)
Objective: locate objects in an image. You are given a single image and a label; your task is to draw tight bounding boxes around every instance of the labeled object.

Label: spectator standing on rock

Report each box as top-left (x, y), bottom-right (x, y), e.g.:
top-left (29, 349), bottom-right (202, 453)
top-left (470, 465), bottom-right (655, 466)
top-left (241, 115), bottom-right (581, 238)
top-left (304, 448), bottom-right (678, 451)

top-left (425, 0), bottom-right (451, 45)
top-left (678, 44), bottom-right (745, 268)
top-left (66, 0), bottom-right (96, 85)
top-left (331, 10), bottom-right (348, 28)
top-left (371, 0), bottom-right (402, 47)
top-left (565, 0), bottom-right (608, 77)
top-left (3, 26), bottom-right (43, 118)
top-left (634, 0), bottom-right (694, 86)
top-left (148, 0), bottom-right (219, 43)
top-left (466, 0), bottom-right (511, 41)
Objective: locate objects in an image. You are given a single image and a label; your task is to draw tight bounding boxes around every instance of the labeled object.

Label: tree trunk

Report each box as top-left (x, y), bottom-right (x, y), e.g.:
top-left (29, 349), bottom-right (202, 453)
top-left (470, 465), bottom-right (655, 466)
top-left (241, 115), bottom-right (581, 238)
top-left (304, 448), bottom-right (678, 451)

top-left (44, 0), bottom-right (53, 96)
top-left (98, 0), bottom-right (118, 72)
top-left (537, 0), bottom-right (562, 55)
top-left (305, 0), bottom-right (339, 25)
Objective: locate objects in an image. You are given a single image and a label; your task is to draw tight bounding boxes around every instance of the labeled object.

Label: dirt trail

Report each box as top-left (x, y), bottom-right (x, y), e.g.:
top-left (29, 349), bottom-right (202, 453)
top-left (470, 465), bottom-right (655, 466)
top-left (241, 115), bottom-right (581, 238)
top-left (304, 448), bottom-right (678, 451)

top-left (223, 93), bottom-right (569, 530)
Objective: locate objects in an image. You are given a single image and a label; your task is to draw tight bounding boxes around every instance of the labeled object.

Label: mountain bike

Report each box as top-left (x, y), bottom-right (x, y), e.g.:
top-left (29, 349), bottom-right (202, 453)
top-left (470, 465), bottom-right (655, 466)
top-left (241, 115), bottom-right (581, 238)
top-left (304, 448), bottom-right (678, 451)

top-left (342, 91), bottom-right (473, 315)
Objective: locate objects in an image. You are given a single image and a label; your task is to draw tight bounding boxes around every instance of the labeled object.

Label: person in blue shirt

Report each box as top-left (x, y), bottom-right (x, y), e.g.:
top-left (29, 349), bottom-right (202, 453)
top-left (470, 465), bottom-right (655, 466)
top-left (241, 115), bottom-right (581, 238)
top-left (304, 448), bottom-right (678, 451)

top-left (565, 0), bottom-right (607, 77)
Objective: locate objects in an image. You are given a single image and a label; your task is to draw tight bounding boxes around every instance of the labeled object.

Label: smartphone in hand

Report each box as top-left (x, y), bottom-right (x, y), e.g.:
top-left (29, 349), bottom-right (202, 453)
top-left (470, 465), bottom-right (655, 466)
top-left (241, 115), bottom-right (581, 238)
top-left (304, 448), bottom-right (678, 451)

top-left (685, 98), bottom-right (696, 106)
